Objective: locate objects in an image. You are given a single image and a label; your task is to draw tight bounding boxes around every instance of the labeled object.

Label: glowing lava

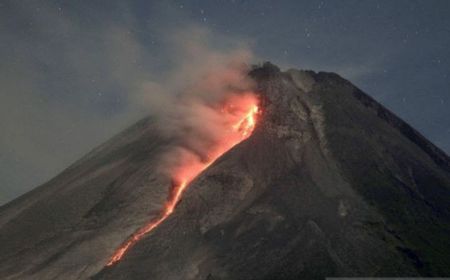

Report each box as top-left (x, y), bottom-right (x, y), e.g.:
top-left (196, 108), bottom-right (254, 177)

top-left (106, 95), bottom-right (259, 266)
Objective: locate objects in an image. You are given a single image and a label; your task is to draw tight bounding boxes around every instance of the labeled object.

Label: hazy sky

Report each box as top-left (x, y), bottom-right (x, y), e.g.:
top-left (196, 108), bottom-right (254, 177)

top-left (1, 0), bottom-right (449, 205)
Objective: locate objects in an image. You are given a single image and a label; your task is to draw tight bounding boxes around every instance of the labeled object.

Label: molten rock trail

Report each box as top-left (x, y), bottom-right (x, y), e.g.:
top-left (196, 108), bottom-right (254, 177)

top-left (106, 94), bottom-right (260, 266)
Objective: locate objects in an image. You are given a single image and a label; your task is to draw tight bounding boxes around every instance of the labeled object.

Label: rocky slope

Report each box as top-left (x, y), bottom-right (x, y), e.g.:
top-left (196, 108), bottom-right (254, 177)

top-left (1, 63), bottom-right (449, 279)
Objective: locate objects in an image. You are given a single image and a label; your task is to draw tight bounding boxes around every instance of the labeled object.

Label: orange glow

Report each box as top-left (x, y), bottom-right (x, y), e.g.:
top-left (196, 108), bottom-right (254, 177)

top-left (106, 94), bottom-right (259, 266)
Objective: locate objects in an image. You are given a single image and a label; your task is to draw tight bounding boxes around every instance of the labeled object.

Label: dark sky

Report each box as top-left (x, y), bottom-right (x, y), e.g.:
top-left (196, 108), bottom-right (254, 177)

top-left (1, 0), bottom-right (449, 205)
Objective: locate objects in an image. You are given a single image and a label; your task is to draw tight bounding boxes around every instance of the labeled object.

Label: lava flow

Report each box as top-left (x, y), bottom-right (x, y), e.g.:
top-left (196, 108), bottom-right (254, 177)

top-left (106, 94), bottom-right (259, 266)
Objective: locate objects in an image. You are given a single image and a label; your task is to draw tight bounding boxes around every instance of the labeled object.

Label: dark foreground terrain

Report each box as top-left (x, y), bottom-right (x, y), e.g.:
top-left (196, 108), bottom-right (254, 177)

top-left (1, 63), bottom-right (449, 279)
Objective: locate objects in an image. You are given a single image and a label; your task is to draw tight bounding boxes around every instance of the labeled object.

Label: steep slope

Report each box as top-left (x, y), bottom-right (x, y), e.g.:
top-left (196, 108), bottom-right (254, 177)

top-left (1, 63), bottom-right (449, 279)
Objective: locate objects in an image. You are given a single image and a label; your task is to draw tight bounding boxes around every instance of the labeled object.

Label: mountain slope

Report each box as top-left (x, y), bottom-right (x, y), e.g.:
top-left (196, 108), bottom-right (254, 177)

top-left (0, 117), bottom-right (176, 278)
top-left (1, 63), bottom-right (450, 279)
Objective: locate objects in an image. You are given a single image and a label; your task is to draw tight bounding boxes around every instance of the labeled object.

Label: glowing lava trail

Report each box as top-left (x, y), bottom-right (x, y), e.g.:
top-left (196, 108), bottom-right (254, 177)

top-left (106, 95), bottom-right (259, 266)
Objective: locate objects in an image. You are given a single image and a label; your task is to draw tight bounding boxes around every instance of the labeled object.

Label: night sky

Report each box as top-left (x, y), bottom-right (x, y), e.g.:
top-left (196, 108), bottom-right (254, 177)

top-left (1, 0), bottom-right (449, 205)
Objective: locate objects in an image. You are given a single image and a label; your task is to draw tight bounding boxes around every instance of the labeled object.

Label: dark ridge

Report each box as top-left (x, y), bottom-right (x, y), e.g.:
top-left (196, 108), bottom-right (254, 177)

top-left (250, 61), bottom-right (281, 80)
top-left (315, 71), bottom-right (449, 171)
top-left (249, 64), bottom-right (449, 172)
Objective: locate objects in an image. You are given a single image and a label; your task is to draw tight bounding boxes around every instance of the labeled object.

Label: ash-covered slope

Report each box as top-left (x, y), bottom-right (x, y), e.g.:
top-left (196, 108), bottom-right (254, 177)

top-left (1, 63), bottom-right (450, 279)
top-left (0, 117), bottom-right (177, 279)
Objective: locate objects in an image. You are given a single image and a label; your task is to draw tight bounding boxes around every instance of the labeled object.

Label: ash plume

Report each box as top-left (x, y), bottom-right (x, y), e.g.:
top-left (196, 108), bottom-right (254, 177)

top-left (137, 26), bottom-right (257, 182)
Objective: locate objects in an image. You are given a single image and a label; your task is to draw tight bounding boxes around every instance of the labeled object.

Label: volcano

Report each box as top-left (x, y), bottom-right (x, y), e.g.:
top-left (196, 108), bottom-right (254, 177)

top-left (1, 62), bottom-right (449, 279)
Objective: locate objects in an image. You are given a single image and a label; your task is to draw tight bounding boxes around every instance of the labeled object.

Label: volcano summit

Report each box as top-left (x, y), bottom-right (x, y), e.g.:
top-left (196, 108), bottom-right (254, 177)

top-left (1, 63), bottom-right (449, 279)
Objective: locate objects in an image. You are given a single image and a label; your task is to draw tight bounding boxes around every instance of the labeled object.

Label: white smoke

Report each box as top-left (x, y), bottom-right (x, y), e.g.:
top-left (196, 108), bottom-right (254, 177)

top-left (137, 25), bottom-right (257, 182)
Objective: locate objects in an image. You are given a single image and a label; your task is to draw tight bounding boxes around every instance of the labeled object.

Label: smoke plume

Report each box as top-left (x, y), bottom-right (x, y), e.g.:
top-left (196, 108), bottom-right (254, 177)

top-left (138, 26), bottom-right (258, 183)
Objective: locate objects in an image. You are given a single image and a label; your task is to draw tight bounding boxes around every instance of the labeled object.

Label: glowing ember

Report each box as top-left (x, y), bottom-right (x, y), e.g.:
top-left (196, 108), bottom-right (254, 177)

top-left (106, 95), bottom-right (259, 266)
